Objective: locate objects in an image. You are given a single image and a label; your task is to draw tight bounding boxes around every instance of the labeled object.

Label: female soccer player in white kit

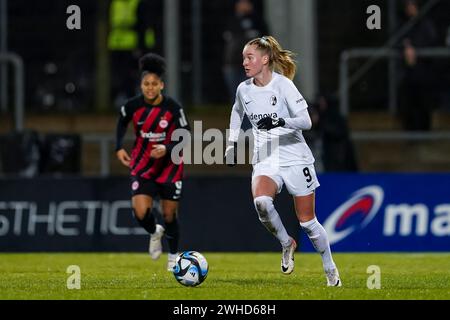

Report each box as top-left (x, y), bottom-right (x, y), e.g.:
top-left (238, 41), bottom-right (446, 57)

top-left (225, 36), bottom-right (341, 286)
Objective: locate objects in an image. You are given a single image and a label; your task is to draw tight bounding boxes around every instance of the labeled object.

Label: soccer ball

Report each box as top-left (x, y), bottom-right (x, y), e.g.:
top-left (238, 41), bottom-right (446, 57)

top-left (172, 251), bottom-right (208, 287)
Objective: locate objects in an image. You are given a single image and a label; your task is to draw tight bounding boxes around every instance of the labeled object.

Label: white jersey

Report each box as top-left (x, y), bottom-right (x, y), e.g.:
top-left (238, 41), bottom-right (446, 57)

top-left (228, 72), bottom-right (315, 166)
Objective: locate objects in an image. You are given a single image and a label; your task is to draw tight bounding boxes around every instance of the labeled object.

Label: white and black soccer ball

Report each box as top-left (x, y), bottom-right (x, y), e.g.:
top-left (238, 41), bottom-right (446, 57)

top-left (172, 251), bottom-right (208, 287)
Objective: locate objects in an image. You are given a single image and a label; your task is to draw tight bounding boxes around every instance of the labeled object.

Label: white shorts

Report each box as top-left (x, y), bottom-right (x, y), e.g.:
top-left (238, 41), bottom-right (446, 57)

top-left (252, 162), bottom-right (320, 197)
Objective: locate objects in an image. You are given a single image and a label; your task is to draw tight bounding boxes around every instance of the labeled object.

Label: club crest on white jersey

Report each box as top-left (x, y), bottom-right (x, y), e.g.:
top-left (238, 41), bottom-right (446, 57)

top-left (270, 95), bottom-right (277, 106)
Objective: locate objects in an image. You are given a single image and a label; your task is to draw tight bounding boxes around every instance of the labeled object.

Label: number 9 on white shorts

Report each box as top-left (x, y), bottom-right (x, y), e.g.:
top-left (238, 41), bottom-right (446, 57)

top-left (252, 163), bottom-right (320, 196)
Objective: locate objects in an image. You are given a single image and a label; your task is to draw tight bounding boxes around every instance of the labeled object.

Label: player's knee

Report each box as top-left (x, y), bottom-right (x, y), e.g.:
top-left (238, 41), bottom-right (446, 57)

top-left (162, 210), bottom-right (177, 223)
top-left (132, 207), bottom-right (148, 221)
top-left (254, 196), bottom-right (273, 221)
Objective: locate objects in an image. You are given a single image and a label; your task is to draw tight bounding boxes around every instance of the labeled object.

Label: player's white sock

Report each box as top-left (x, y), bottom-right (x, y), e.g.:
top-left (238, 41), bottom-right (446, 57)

top-left (254, 196), bottom-right (290, 246)
top-left (300, 217), bottom-right (336, 271)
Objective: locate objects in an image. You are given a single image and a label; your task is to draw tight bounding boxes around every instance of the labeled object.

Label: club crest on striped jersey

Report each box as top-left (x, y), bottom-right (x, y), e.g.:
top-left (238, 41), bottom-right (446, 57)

top-left (270, 95), bottom-right (277, 106)
top-left (159, 117), bottom-right (169, 129)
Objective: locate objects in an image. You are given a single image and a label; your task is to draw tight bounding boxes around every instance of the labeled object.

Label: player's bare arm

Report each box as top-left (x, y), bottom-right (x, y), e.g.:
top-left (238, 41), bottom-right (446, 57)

top-left (116, 148), bottom-right (131, 167)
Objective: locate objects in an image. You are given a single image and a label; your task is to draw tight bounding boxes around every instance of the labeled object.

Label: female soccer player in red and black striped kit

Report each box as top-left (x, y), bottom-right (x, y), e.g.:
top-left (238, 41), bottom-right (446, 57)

top-left (115, 53), bottom-right (190, 271)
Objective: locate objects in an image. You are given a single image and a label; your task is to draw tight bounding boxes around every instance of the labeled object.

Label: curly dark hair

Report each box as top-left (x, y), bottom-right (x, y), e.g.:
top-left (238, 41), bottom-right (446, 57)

top-left (139, 53), bottom-right (166, 78)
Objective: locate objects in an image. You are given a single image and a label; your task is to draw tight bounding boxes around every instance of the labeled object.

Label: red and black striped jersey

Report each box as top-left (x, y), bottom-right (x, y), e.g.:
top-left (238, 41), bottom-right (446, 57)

top-left (115, 94), bottom-right (190, 183)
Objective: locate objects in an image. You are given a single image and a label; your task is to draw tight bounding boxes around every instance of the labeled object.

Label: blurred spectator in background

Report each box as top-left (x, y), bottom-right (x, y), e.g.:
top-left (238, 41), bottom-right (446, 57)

top-left (315, 94), bottom-right (358, 172)
top-left (440, 25), bottom-right (450, 112)
top-left (222, 0), bottom-right (268, 102)
top-left (398, 0), bottom-right (438, 131)
top-left (108, 0), bottom-right (161, 109)
top-left (136, 0), bottom-right (163, 56)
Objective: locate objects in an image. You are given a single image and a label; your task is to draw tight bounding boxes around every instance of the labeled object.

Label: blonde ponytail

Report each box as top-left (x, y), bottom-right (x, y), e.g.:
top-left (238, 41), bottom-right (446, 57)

top-left (246, 36), bottom-right (297, 80)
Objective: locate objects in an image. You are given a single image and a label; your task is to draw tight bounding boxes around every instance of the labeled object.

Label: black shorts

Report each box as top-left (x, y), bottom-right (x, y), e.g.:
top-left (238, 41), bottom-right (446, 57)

top-left (130, 176), bottom-right (183, 201)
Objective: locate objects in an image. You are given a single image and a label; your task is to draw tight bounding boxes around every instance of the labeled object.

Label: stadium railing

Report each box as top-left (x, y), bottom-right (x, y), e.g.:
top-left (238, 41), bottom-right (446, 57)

top-left (339, 47), bottom-right (450, 117)
top-left (0, 52), bottom-right (24, 130)
top-left (82, 131), bottom-right (450, 176)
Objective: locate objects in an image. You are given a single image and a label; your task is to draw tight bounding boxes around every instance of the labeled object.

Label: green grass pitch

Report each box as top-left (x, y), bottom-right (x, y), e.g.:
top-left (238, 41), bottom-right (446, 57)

top-left (0, 252), bottom-right (449, 300)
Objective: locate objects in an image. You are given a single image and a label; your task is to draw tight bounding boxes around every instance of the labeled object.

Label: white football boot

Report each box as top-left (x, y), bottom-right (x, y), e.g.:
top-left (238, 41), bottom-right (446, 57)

top-left (281, 237), bottom-right (297, 275)
top-left (325, 268), bottom-right (342, 287)
top-left (167, 253), bottom-right (178, 271)
top-left (149, 224), bottom-right (165, 260)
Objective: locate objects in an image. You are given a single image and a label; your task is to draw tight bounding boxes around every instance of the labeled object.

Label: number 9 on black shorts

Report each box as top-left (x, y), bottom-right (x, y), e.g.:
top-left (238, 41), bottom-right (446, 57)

top-left (130, 176), bottom-right (183, 201)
